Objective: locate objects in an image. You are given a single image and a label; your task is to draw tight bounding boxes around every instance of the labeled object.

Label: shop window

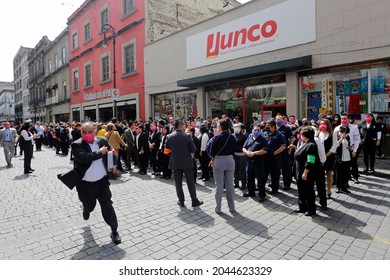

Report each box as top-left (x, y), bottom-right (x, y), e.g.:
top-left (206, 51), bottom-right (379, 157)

top-left (153, 91), bottom-right (197, 120)
top-left (153, 93), bottom-right (175, 120)
top-left (175, 92), bottom-right (197, 119)
top-left (370, 66), bottom-right (390, 113)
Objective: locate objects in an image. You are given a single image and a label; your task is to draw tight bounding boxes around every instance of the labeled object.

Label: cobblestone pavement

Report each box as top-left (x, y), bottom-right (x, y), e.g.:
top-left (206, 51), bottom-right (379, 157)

top-left (0, 145), bottom-right (389, 260)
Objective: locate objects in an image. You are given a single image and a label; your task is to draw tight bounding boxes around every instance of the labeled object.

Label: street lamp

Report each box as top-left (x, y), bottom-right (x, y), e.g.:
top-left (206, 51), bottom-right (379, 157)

top-left (101, 23), bottom-right (117, 119)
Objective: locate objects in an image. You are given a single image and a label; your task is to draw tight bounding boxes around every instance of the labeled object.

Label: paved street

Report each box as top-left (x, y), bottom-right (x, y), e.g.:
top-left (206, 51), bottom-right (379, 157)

top-left (0, 145), bottom-right (389, 260)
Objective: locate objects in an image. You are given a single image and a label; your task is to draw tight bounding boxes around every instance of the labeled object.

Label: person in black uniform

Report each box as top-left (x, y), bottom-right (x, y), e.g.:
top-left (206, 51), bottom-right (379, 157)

top-left (70, 122), bottom-right (82, 160)
top-left (263, 119), bottom-right (287, 194)
top-left (294, 126), bottom-right (319, 216)
top-left (56, 122), bottom-right (70, 155)
top-left (358, 113), bottom-right (381, 174)
top-left (375, 116), bottom-right (386, 159)
top-left (275, 115), bottom-right (293, 190)
top-left (188, 127), bottom-right (200, 182)
top-left (136, 124), bottom-right (149, 175)
top-left (19, 122), bottom-right (35, 174)
top-left (233, 123), bottom-right (248, 190)
top-left (242, 122), bottom-right (268, 202)
top-left (149, 123), bottom-right (162, 176)
top-left (158, 125), bottom-right (172, 179)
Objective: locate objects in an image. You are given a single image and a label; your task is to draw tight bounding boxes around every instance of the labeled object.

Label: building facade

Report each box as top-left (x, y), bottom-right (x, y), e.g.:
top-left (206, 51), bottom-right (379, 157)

top-left (67, 0), bottom-right (239, 122)
top-left (145, 0), bottom-right (390, 127)
top-left (28, 36), bottom-right (52, 123)
top-left (13, 47), bottom-right (33, 124)
top-left (43, 28), bottom-right (71, 123)
top-left (0, 82), bottom-right (15, 122)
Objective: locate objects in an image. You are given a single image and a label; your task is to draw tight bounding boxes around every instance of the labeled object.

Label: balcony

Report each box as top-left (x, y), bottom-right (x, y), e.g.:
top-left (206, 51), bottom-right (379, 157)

top-left (46, 96), bottom-right (59, 105)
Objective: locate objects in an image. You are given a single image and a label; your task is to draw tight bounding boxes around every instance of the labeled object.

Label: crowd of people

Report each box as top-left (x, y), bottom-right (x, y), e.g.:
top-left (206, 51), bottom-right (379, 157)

top-left (0, 112), bottom-right (388, 242)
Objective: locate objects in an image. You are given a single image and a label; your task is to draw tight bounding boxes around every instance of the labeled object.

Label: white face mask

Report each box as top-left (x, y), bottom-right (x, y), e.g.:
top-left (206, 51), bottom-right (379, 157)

top-left (234, 128), bottom-right (241, 134)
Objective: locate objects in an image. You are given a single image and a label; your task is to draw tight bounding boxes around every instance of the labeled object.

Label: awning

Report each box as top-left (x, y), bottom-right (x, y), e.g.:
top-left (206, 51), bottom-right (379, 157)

top-left (177, 56), bottom-right (312, 88)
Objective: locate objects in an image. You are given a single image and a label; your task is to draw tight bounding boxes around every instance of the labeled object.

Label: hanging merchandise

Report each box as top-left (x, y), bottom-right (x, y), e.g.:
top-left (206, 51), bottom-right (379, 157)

top-left (307, 91), bottom-right (321, 120)
top-left (348, 94), bottom-right (361, 114)
top-left (328, 79), bottom-right (335, 112)
top-left (321, 79), bottom-right (327, 109)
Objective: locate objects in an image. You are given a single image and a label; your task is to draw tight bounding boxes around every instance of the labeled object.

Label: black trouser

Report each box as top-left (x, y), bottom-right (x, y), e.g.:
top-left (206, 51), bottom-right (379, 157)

top-left (150, 149), bottom-right (161, 173)
top-left (126, 147), bottom-right (134, 169)
top-left (173, 168), bottom-right (198, 204)
top-left (246, 159), bottom-right (266, 198)
top-left (315, 165), bottom-right (327, 207)
top-left (161, 153), bottom-right (171, 178)
top-left (350, 145), bottom-right (361, 179)
top-left (76, 176), bottom-right (118, 232)
top-left (376, 138), bottom-right (384, 157)
top-left (139, 151), bottom-right (149, 173)
top-left (297, 178), bottom-right (316, 213)
top-left (35, 136), bottom-right (43, 150)
top-left (336, 160), bottom-right (350, 190)
top-left (363, 141), bottom-right (376, 170)
top-left (234, 155), bottom-right (247, 187)
top-left (264, 154), bottom-right (281, 192)
top-left (23, 144), bottom-right (33, 172)
top-left (281, 151), bottom-right (292, 189)
top-left (199, 153), bottom-right (210, 179)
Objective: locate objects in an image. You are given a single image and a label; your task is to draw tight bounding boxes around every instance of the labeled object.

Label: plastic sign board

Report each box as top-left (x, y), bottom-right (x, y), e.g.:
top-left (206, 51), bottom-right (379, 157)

top-left (112, 88), bottom-right (120, 101)
top-left (186, 0), bottom-right (316, 69)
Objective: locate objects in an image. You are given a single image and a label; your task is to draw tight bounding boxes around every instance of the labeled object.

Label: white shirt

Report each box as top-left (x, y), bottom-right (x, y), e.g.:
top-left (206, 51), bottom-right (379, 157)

top-left (82, 141), bottom-right (107, 182)
top-left (333, 124), bottom-right (361, 153)
top-left (314, 137), bottom-right (326, 164)
top-left (332, 137), bottom-right (352, 162)
top-left (20, 130), bottom-right (34, 144)
top-left (35, 125), bottom-right (44, 136)
top-left (200, 133), bottom-right (209, 152)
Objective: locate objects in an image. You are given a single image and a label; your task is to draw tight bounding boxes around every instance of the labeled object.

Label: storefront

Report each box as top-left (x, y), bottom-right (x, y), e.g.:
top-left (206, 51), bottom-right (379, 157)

top-left (152, 90), bottom-right (197, 120)
top-left (145, 0), bottom-right (390, 130)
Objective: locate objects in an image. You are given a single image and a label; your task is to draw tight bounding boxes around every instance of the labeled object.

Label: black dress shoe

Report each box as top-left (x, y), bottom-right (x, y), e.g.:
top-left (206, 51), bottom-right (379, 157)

top-left (197, 177), bottom-right (204, 180)
top-left (192, 200), bottom-right (204, 207)
top-left (335, 189), bottom-right (341, 193)
top-left (111, 231), bottom-right (121, 245)
top-left (83, 211), bottom-right (90, 220)
top-left (342, 188), bottom-right (351, 194)
top-left (202, 178), bottom-right (209, 182)
top-left (304, 211), bottom-right (316, 216)
top-left (24, 171), bottom-right (33, 174)
top-left (29, 169), bottom-right (35, 171)
top-left (294, 208), bottom-right (306, 213)
top-left (177, 201), bottom-right (185, 207)
top-left (165, 176), bottom-right (171, 179)
top-left (258, 197), bottom-right (266, 202)
top-left (270, 190), bottom-right (279, 194)
top-left (243, 193), bottom-right (255, 197)
top-left (321, 205), bottom-right (328, 211)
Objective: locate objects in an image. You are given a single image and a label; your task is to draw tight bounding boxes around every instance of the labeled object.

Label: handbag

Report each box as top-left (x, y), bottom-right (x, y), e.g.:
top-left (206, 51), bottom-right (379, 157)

top-left (57, 169), bottom-right (84, 190)
top-left (209, 134), bottom-right (231, 167)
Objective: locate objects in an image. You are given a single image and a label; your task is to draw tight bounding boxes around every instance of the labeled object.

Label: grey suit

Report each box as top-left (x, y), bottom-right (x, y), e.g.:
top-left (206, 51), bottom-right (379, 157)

top-left (166, 129), bottom-right (200, 205)
top-left (0, 128), bottom-right (17, 165)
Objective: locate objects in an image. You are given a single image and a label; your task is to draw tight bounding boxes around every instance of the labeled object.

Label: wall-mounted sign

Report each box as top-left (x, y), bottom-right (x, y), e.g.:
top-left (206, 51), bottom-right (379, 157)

top-left (186, 0), bottom-right (316, 69)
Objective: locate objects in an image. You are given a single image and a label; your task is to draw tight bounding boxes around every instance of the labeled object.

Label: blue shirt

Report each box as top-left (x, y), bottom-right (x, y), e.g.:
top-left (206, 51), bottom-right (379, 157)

top-left (208, 132), bottom-right (236, 158)
top-left (243, 135), bottom-right (268, 161)
top-left (277, 124), bottom-right (293, 142)
top-left (262, 130), bottom-right (286, 155)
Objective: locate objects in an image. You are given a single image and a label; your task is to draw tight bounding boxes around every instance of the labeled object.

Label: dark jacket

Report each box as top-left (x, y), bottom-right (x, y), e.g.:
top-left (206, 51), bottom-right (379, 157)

top-left (71, 129), bottom-right (82, 142)
top-left (359, 122), bottom-right (379, 146)
top-left (166, 130), bottom-right (196, 169)
top-left (294, 141), bottom-right (318, 182)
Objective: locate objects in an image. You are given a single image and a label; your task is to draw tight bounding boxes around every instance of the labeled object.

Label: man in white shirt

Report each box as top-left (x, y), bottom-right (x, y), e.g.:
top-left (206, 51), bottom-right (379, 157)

top-left (34, 121), bottom-right (45, 151)
top-left (0, 122), bottom-right (17, 167)
top-left (332, 114), bottom-right (361, 183)
top-left (71, 122), bottom-right (121, 245)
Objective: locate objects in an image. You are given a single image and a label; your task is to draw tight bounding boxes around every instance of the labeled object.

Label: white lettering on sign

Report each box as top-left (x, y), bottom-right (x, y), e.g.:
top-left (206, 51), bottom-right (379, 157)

top-left (186, 0), bottom-right (316, 69)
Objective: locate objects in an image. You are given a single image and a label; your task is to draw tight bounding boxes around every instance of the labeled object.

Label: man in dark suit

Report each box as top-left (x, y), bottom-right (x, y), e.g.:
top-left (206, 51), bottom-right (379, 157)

top-left (56, 122), bottom-right (70, 155)
top-left (136, 124), bottom-right (149, 174)
top-left (70, 122), bottom-right (82, 160)
top-left (71, 122), bottom-right (121, 244)
top-left (123, 121), bottom-right (136, 171)
top-left (166, 120), bottom-right (203, 208)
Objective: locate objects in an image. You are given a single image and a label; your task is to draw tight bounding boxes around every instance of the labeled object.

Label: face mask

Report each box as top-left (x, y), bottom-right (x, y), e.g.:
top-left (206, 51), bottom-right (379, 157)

top-left (169, 119), bottom-right (174, 124)
top-left (151, 127), bottom-right (156, 132)
top-left (196, 122), bottom-right (201, 127)
top-left (341, 119), bottom-right (349, 125)
top-left (319, 124), bottom-right (327, 131)
top-left (289, 118), bottom-right (295, 124)
top-left (326, 115), bottom-right (331, 118)
top-left (252, 130), bottom-right (261, 137)
top-left (260, 125), bottom-right (265, 130)
top-left (4, 125), bottom-right (10, 129)
top-left (276, 120), bottom-right (284, 126)
top-left (234, 128), bottom-right (241, 134)
top-left (82, 133), bottom-right (95, 144)
top-left (334, 117), bottom-right (339, 121)
top-left (162, 129), bottom-right (167, 135)
top-left (297, 134), bottom-right (302, 141)
top-left (265, 127), bottom-right (271, 133)
top-left (365, 117), bottom-right (372, 123)
top-left (283, 120), bottom-right (288, 125)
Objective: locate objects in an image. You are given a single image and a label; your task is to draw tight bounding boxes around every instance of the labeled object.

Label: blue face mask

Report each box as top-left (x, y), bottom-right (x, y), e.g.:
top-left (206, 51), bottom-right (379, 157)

top-left (276, 120), bottom-right (284, 126)
top-left (252, 130), bottom-right (261, 138)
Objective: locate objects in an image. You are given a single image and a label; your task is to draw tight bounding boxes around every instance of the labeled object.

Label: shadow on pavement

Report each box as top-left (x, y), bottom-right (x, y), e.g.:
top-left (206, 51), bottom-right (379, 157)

top-left (311, 209), bottom-right (373, 241)
top-left (221, 212), bottom-right (269, 238)
top-left (13, 174), bottom-right (36, 180)
top-left (177, 208), bottom-right (215, 228)
top-left (72, 226), bottom-right (126, 260)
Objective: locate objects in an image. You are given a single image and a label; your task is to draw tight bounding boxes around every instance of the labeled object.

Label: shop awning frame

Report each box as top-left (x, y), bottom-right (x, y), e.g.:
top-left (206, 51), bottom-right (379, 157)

top-left (177, 56), bottom-right (312, 88)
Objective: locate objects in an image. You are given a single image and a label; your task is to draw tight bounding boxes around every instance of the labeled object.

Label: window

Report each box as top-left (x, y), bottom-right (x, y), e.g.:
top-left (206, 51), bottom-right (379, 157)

top-left (84, 22), bottom-right (91, 42)
top-left (101, 7), bottom-right (109, 27)
top-left (62, 47), bottom-right (66, 63)
top-left (123, 0), bottom-right (135, 16)
top-left (101, 55), bottom-right (110, 82)
top-left (73, 69), bottom-right (79, 91)
top-left (48, 60), bottom-right (52, 73)
top-left (123, 42), bottom-right (135, 75)
top-left (85, 63), bottom-right (92, 87)
top-left (54, 54), bottom-right (58, 69)
top-left (72, 32), bottom-right (78, 50)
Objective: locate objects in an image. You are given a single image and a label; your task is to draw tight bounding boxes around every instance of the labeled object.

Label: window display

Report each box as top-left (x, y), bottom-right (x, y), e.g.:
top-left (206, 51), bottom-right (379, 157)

top-left (153, 91), bottom-right (197, 120)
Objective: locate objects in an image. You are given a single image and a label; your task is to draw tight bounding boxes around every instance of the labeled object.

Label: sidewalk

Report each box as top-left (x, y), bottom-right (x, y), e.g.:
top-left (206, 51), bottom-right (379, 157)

top-left (0, 146), bottom-right (389, 260)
